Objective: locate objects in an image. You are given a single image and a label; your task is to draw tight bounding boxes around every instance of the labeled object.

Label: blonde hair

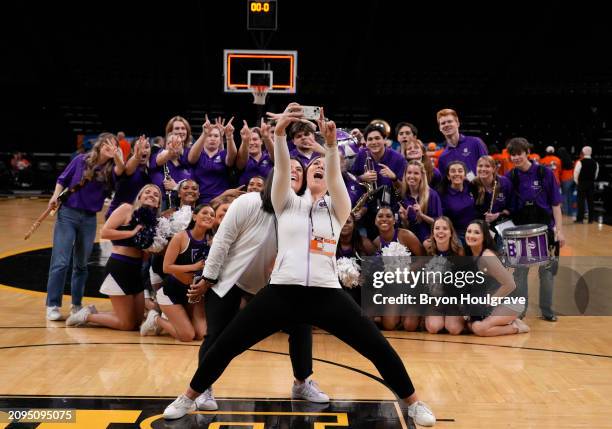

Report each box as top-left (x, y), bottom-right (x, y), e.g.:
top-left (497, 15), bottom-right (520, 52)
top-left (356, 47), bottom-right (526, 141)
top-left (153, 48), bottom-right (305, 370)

top-left (404, 139), bottom-right (435, 183)
top-left (132, 184), bottom-right (162, 216)
top-left (472, 155), bottom-right (499, 206)
top-left (165, 116), bottom-right (192, 146)
top-left (82, 132), bottom-right (116, 191)
top-left (402, 160), bottom-right (430, 214)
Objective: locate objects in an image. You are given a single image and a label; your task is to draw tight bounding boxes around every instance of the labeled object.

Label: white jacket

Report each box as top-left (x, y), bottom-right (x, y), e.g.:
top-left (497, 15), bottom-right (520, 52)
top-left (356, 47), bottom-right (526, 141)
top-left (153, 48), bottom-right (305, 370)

top-left (203, 192), bottom-right (276, 297)
top-left (270, 135), bottom-right (351, 288)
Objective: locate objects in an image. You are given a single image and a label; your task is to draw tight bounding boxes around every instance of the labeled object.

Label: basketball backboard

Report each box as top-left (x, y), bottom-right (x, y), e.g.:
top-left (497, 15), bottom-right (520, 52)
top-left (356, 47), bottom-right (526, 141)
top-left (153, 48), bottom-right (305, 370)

top-left (223, 49), bottom-right (298, 94)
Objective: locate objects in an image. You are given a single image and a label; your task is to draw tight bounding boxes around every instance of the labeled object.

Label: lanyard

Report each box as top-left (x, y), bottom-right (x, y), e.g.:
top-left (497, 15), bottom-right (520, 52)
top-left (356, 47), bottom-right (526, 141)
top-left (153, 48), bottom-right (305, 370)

top-left (309, 197), bottom-right (335, 238)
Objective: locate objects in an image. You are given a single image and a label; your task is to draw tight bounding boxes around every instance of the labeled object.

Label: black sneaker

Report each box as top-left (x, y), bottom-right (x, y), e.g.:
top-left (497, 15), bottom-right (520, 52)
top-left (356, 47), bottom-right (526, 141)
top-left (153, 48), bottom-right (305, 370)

top-left (541, 314), bottom-right (558, 322)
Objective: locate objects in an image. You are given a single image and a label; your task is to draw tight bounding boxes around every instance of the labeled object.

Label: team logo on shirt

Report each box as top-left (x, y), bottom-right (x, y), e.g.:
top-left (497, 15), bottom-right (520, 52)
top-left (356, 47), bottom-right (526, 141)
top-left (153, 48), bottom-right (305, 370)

top-left (261, 160), bottom-right (269, 166)
top-left (462, 147), bottom-right (471, 157)
top-left (214, 155), bottom-right (222, 163)
top-left (192, 247), bottom-right (209, 262)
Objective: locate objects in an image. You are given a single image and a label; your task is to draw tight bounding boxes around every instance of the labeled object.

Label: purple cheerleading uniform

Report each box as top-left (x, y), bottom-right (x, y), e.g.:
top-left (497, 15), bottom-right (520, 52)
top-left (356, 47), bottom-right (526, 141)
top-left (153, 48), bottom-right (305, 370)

top-left (106, 166), bottom-right (152, 218)
top-left (188, 149), bottom-right (231, 204)
top-left (440, 182), bottom-right (477, 237)
top-left (352, 147), bottom-right (407, 188)
top-left (438, 134), bottom-right (488, 177)
top-left (57, 154), bottom-right (112, 214)
top-left (403, 187), bottom-right (443, 242)
top-left (239, 152), bottom-right (273, 186)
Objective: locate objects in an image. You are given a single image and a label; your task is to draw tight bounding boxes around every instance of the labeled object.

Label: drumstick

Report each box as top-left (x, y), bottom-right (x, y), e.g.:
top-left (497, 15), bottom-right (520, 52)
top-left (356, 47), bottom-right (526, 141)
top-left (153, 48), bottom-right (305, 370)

top-left (24, 205), bottom-right (57, 240)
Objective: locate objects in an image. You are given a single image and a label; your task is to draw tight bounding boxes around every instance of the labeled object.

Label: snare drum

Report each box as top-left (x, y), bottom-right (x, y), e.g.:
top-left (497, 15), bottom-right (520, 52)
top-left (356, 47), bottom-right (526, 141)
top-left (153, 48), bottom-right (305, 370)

top-left (502, 224), bottom-right (550, 267)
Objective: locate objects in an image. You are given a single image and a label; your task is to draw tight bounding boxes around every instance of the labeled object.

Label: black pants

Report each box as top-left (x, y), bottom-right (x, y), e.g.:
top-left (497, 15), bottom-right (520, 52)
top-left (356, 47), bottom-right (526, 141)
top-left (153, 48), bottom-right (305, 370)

top-left (190, 284), bottom-right (415, 399)
top-left (576, 181), bottom-right (595, 222)
top-left (198, 285), bottom-right (313, 382)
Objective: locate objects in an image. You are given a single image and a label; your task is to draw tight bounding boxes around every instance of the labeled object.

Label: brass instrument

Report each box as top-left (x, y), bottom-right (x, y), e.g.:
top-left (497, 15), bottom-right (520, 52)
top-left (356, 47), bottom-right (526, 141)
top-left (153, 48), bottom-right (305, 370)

top-left (352, 184), bottom-right (384, 215)
top-left (369, 118), bottom-right (391, 138)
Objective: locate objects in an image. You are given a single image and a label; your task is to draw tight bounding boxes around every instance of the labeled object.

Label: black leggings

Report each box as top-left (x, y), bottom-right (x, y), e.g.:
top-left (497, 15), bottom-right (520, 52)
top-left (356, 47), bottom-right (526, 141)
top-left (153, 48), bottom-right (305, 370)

top-left (199, 285), bottom-right (313, 381)
top-left (190, 284), bottom-right (415, 399)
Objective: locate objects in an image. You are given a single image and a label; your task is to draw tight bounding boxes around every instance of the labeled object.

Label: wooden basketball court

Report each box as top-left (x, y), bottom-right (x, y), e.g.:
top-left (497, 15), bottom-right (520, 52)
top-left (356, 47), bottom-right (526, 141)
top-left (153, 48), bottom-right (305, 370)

top-left (1, 198), bottom-right (611, 428)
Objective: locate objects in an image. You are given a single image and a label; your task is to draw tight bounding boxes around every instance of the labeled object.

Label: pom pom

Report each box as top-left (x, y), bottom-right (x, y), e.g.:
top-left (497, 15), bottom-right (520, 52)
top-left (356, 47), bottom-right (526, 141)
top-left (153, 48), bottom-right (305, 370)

top-left (130, 207), bottom-right (158, 250)
top-left (337, 257), bottom-right (361, 288)
top-left (423, 255), bottom-right (451, 297)
top-left (381, 242), bottom-right (411, 273)
top-left (169, 205), bottom-right (192, 235)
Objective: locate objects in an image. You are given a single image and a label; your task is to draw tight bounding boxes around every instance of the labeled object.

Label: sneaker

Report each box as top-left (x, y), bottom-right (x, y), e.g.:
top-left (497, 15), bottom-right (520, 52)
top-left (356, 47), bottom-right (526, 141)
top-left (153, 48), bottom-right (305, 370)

top-left (195, 387), bottom-right (218, 411)
top-left (140, 310), bottom-right (160, 336)
top-left (163, 394), bottom-right (196, 420)
top-left (70, 304), bottom-right (82, 315)
top-left (541, 314), bottom-right (558, 322)
top-left (46, 306), bottom-right (62, 321)
top-left (512, 318), bottom-right (530, 333)
top-left (292, 379), bottom-right (330, 403)
top-left (407, 400), bottom-right (436, 427)
top-left (66, 305), bottom-right (96, 327)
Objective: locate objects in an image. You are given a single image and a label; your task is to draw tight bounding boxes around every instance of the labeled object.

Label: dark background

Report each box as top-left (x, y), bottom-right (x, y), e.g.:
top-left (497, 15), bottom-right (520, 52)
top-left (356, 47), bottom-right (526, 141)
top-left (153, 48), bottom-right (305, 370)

top-left (2, 2), bottom-right (611, 162)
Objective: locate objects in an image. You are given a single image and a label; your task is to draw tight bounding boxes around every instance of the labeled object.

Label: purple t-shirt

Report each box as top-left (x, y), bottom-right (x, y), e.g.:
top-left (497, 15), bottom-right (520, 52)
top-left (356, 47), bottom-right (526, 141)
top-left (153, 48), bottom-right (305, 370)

top-left (430, 167), bottom-right (442, 189)
top-left (438, 134), bottom-right (488, 177)
top-left (57, 154), bottom-right (112, 214)
top-left (149, 151), bottom-right (191, 192)
top-left (106, 166), bottom-right (152, 218)
top-left (343, 172), bottom-right (365, 207)
top-left (474, 175), bottom-right (513, 218)
top-left (188, 149), bottom-right (230, 204)
top-left (440, 182), bottom-right (477, 237)
top-left (289, 148), bottom-right (319, 167)
top-left (403, 187), bottom-right (443, 242)
top-left (506, 163), bottom-right (562, 228)
top-left (351, 148), bottom-right (407, 188)
top-left (239, 152), bottom-right (273, 186)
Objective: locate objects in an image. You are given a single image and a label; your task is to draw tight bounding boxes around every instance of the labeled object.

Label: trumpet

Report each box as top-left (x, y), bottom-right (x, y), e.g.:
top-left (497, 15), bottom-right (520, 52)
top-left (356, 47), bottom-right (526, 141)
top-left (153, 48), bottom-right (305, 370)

top-left (365, 150), bottom-right (378, 190)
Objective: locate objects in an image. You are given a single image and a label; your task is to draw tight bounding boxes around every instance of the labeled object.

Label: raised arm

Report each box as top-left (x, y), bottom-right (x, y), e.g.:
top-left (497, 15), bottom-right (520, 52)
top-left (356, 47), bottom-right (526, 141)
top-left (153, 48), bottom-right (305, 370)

top-left (236, 120), bottom-right (251, 170)
top-left (222, 117), bottom-right (237, 167)
top-left (260, 118), bottom-right (275, 162)
top-left (269, 105), bottom-right (305, 212)
top-left (125, 136), bottom-right (147, 176)
top-left (317, 109), bottom-right (351, 225)
top-left (188, 115), bottom-right (212, 165)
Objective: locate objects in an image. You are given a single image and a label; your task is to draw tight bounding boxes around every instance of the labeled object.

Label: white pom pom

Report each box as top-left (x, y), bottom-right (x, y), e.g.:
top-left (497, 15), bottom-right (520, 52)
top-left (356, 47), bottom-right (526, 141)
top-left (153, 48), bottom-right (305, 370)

top-left (147, 235), bottom-right (168, 253)
top-left (337, 257), bottom-right (361, 288)
top-left (169, 205), bottom-right (192, 235)
top-left (381, 242), bottom-right (411, 258)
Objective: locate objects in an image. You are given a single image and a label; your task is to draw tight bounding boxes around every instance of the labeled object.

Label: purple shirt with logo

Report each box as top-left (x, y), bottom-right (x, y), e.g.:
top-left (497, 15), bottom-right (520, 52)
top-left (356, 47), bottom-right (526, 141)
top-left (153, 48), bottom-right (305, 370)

top-left (351, 148), bottom-right (407, 188)
top-left (149, 150), bottom-right (191, 193)
top-left (440, 182), bottom-right (477, 237)
top-left (188, 149), bottom-right (230, 204)
top-left (289, 148), bottom-right (319, 167)
top-left (438, 134), bottom-right (488, 177)
top-left (57, 154), bottom-right (112, 214)
top-left (403, 187), bottom-right (443, 242)
top-left (506, 163), bottom-right (562, 228)
top-left (474, 175), bottom-right (513, 218)
top-left (343, 172), bottom-right (365, 207)
top-left (239, 152), bottom-right (273, 186)
top-left (106, 166), bottom-right (152, 218)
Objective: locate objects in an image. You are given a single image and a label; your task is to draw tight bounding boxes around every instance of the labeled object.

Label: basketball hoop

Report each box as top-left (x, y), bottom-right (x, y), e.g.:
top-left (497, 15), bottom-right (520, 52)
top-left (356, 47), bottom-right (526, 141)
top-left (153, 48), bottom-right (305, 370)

top-left (250, 85), bottom-right (269, 105)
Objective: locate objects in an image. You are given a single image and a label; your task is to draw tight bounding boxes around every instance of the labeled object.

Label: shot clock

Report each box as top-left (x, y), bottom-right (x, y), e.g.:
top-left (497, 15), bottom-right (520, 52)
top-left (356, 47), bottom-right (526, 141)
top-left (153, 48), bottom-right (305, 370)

top-left (247, 0), bottom-right (277, 30)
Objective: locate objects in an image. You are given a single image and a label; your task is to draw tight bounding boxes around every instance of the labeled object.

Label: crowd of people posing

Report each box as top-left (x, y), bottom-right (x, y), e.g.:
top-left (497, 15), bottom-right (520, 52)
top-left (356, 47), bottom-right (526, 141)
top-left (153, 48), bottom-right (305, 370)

top-left (41, 105), bottom-right (568, 424)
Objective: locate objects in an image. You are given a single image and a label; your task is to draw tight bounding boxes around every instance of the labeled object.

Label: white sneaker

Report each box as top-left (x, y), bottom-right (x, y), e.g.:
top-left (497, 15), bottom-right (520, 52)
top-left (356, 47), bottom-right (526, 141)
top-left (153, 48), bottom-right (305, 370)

top-left (70, 304), bottom-right (82, 315)
top-left (163, 395), bottom-right (196, 420)
top-left (46, 306), bottom-right (62, 321)
top-left (65, 305), bottom-right (96, 327)
top-left (408, 400), bottom-right (436, 427)
top-left (140, 310), bottom-right (160, 336)
top-left (195, 387), bottom-right (218, 411)
top-left (292, 379), bottom-right (330, 403)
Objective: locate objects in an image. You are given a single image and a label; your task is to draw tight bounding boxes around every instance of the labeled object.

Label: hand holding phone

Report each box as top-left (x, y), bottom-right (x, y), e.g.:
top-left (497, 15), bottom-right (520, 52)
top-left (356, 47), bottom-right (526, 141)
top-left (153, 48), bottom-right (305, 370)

top-left (302, 106), bottom-right (321, 121)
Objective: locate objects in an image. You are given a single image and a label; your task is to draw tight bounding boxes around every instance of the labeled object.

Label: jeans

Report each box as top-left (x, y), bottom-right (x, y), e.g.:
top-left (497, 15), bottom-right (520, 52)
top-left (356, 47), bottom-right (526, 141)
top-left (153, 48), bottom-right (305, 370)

top-left (561, 180), bottom-right (575, 216)
top-left (513, 263), bottom-right (556, 318)
top-left (46, 206), bottom-right (98, 307)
